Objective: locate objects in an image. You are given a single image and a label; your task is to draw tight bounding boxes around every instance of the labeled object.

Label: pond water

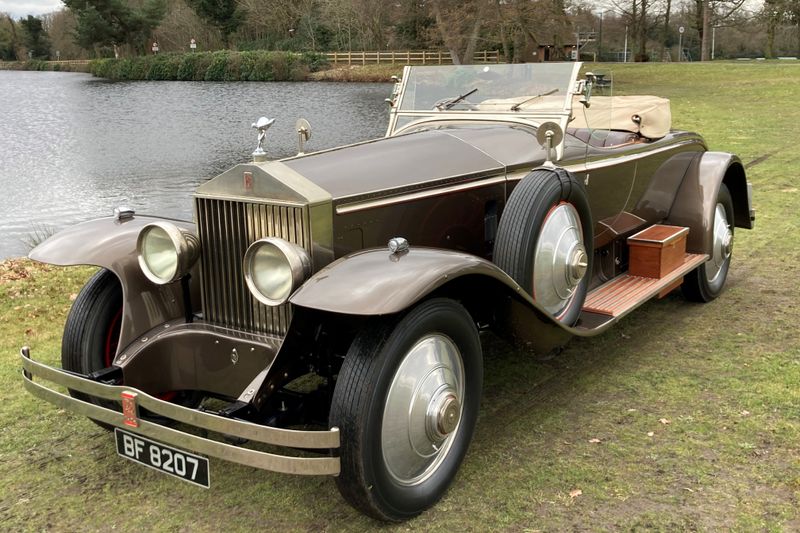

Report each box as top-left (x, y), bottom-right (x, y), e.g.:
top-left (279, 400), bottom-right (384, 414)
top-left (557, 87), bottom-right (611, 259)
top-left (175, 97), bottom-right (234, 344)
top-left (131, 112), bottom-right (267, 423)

top-left (0, 71), bottom-right (391, 259)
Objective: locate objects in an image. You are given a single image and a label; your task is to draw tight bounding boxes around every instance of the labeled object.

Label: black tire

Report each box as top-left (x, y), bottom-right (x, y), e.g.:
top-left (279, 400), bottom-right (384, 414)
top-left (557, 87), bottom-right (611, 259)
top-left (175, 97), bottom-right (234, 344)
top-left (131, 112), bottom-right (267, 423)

top-left (494, 168), bottom-right (593, 325)
top-left (329, 298), bottom-right (483, 521)
top-left (682, 183), bottom-right (734, 302)
top-left (62, 269), bottom-right (123, 428)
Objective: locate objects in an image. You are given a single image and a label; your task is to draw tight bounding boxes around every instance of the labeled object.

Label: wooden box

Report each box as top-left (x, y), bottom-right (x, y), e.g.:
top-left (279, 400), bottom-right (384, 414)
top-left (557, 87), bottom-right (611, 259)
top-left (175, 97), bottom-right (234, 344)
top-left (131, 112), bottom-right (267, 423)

top-left (628, 225), bottom-right (689, 279)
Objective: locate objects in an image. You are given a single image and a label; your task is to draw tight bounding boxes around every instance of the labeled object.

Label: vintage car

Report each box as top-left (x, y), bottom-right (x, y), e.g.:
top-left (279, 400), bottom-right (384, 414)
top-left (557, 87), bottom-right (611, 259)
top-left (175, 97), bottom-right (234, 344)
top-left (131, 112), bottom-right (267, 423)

top-left (21, 62), bottom-right (754, 521)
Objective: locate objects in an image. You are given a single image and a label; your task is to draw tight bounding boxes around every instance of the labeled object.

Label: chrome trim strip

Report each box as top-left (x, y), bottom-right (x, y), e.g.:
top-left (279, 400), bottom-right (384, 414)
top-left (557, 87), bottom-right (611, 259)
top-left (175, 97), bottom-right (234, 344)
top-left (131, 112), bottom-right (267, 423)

top-left (21, 350), bottom-right (340, 474)
top-left (336, 176), bottom-right (507, 215)
top-left (194, 192), bottom-right (306, 208)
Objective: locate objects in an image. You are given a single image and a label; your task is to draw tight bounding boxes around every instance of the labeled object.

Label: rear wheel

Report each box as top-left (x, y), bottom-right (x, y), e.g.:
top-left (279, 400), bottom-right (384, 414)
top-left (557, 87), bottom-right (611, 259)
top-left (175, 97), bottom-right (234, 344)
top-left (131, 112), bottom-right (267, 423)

top-left (329, 298), bottom-right (483, 521)
top-left (682, 183), bottom-right (734, 302)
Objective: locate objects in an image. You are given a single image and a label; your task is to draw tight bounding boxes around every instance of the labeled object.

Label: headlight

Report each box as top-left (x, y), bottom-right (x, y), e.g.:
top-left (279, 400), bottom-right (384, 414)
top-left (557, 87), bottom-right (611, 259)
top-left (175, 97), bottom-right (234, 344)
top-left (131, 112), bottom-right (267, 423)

top-left (243, 238), bottom-right (310, 306)
top-left (137, 222), bottom-right (200, 285)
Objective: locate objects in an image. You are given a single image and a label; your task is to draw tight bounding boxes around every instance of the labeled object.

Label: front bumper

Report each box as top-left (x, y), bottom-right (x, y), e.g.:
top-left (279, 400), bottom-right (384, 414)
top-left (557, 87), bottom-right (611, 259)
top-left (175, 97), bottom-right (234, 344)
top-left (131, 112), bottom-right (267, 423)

top-left (21, 347), bottom-right (340, 476)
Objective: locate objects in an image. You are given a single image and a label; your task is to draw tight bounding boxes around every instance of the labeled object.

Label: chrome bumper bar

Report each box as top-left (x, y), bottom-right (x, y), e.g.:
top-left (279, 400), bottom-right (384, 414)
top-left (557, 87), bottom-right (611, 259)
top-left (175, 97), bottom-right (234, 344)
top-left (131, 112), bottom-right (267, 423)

top-left (21, 347), bottom-right (340, 476)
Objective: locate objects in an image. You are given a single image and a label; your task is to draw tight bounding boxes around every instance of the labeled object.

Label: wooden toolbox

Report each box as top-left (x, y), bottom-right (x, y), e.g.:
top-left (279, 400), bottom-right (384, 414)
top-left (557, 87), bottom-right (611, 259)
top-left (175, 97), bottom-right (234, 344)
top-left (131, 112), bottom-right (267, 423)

top-left (628, 225), bottom-right (689, 279)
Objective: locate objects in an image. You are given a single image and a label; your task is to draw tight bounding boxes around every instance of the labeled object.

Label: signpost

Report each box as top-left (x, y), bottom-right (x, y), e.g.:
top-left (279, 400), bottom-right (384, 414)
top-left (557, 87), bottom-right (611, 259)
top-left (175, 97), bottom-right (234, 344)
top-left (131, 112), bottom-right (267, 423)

top-left (190, 38), bottom-right (197, 51)
top-left (678, 26), bottom-right (684, 62)
top-left (152, 41), bottom-right (159, 55)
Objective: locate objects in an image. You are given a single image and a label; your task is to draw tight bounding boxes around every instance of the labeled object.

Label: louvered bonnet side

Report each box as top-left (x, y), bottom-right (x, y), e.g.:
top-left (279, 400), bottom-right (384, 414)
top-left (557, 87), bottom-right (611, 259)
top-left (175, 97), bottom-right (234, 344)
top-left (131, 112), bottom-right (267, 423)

top-left (193, 162), bottom-right (333, 338)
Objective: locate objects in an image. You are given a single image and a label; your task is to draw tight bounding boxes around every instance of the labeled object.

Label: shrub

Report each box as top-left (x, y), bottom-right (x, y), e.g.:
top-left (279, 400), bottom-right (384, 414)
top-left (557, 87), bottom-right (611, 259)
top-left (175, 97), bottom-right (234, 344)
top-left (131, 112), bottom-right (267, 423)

top-left (177, 54), bottom-right (197, 81)
top-left (204, 51), bottom-right (228, 81)
top-left (88, 50), bottom-right (324, 82)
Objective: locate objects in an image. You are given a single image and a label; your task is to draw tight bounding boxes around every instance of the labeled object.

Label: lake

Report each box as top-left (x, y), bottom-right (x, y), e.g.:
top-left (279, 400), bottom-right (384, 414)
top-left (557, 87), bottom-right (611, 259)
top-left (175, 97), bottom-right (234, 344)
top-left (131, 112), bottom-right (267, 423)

top-left (0, 71), bottom-right (391, 259)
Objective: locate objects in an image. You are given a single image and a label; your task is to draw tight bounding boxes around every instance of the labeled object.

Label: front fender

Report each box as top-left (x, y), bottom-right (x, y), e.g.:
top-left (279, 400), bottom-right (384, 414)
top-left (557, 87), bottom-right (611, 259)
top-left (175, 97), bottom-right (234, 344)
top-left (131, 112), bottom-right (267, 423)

top-left (667, 152), bottom-right (752, 254)
top-left (29, 215), bottom-right (199, 357)
top-left (290, 247), bottom-right (574, 352)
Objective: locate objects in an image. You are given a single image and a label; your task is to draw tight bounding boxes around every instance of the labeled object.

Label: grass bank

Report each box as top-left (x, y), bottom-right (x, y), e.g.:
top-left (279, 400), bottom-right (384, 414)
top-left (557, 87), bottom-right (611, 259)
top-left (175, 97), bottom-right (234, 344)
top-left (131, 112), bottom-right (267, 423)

top-left (2, 62), bottom-right (799, 530)
top-left (89, 50), bottom-right (329, 81)
top-left (0, 60), bottom-right (90, 73)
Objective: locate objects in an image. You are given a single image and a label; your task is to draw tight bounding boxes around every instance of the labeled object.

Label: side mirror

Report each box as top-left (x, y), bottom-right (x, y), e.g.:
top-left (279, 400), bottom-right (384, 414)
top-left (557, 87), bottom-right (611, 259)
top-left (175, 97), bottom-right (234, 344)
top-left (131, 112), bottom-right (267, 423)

top-left (536, 121), bottom-right (564, 167)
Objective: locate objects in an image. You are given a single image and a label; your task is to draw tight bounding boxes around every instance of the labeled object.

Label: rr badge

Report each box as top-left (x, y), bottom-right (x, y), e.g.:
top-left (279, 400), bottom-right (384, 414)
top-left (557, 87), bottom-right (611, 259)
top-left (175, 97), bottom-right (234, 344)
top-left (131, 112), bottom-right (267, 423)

top-left (121, 391), bottom-right (139, 428)
top-left (243, 171), bottom-right (254, 191)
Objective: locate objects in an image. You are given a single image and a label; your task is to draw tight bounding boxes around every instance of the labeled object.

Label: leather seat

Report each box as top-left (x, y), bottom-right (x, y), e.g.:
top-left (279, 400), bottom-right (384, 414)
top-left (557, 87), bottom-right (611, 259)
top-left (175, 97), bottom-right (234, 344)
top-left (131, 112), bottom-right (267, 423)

top-left (567, 128), bottom-right (640, 148)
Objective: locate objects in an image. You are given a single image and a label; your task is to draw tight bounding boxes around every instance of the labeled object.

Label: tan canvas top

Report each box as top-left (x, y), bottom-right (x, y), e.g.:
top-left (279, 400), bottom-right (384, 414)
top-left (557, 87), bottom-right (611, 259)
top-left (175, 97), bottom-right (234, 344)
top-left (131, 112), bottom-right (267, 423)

top-left (569, 95), bottom-right (671, 139)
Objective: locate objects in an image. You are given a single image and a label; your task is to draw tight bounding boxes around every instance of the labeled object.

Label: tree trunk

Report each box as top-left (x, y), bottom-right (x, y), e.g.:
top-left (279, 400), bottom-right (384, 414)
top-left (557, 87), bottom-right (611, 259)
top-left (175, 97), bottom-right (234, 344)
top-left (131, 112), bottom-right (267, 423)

top-left (662, 0), bottom-right (672, 61)
top-left (462, 13), bottom-right (483, 64)
top-left (499, 23), bottom-right (512, 62)
top-left (701, 1), bottom-right (710, 61)
top-left (638, 0), bottom-right (647, 61)
top-left (694, 0), bottom-right (704, 53)
top-left (766, 14), bottom-right (777, 59)
top-left (430, 1), bottom-right (461, 64)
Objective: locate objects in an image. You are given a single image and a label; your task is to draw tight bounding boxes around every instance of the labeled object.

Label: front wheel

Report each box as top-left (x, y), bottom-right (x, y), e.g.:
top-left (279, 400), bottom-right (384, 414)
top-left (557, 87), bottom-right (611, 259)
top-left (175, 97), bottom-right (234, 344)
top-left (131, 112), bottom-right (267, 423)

top-left (682, 183), bottom-right (734, 302)
top-left (62, 269), bottom-right (123, 429)
top-left (329, 298), bottom-right (483, 521)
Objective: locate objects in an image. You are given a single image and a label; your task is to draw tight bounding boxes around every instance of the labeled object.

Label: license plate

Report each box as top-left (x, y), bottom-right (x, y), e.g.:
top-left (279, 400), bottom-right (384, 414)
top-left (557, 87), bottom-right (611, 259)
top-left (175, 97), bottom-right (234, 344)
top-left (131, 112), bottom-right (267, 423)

top-left (115, 428), bottom-right (210, 488)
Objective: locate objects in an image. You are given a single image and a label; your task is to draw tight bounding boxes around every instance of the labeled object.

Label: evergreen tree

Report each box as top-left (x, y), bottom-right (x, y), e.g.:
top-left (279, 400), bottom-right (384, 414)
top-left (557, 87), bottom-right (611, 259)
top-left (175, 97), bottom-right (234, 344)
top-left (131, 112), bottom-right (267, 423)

top-left (63, 0), bottom-right (166, 55)
top-left (19, 15), bottom-right (51, 59)
top-left (185, 0), bottom-right (245, 49)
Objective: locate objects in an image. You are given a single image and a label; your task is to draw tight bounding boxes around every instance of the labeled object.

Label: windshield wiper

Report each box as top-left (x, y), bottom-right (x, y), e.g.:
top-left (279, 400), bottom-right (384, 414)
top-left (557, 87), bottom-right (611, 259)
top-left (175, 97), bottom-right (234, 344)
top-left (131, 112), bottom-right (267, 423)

top-left (510, 88), bottom-right (559, 111)
top-left (437, 88), bottom-right (478, 110)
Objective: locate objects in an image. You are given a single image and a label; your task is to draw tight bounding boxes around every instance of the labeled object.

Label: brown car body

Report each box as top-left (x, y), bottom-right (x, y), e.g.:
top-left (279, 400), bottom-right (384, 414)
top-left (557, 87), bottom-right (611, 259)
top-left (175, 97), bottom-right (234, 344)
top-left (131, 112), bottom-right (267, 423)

top-left (21, 63), bottom-right (754, 519)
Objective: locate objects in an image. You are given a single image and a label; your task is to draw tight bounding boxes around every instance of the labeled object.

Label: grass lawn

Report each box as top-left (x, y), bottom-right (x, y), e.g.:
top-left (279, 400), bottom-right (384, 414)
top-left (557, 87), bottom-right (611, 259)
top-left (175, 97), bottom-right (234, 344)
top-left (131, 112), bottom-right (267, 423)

top-left (1, 62), bottom-right (799, 531)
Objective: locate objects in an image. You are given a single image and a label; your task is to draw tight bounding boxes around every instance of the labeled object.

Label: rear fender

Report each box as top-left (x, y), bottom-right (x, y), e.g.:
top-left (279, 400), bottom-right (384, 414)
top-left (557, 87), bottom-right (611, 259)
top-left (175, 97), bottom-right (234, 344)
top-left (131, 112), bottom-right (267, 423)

top-left (29, 215), bottom-right (199, 356)
top-left (289, 247), bottom-right (573, 353)
top-left (666, 152), bottom-right (753, 254)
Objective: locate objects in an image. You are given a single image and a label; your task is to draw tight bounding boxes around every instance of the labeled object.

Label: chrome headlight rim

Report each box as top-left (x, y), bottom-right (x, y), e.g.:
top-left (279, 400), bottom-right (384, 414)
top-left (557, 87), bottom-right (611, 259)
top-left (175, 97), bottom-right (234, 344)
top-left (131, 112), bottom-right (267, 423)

top-left (136, 221), bottom-right (200, 285)
top-left (243, 237), bottom-right (310, 306)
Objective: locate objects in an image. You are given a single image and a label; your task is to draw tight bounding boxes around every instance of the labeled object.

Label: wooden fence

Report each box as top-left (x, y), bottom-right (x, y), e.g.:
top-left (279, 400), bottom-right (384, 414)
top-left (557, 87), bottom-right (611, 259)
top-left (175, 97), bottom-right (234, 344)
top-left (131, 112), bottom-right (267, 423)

top-left (324, 50), bottom-right (501, 66)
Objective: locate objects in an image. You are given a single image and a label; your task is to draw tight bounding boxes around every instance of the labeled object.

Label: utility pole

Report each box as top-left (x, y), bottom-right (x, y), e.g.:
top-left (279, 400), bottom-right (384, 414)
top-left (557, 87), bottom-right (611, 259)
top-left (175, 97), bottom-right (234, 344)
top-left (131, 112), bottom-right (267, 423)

top-left (624, 26), bottom-right (628, 62)
top-left (598, 11), bottom-right (604, 61)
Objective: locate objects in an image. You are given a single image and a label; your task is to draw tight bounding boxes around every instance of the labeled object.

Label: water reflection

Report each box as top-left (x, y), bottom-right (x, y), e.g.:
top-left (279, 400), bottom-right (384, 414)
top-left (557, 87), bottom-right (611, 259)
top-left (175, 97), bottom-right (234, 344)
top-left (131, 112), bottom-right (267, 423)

top-left (0, 71), bottom-right (390, 259)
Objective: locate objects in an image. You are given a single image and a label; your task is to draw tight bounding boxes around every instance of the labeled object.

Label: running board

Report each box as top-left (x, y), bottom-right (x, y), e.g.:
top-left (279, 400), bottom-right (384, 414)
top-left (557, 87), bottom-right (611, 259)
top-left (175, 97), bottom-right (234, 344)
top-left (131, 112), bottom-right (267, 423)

top-left (576, 253), bottom-right (708, 329)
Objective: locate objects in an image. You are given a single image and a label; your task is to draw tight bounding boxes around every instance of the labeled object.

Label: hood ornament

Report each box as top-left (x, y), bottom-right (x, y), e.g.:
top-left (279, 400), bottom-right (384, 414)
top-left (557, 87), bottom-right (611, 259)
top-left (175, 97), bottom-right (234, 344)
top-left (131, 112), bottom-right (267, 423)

top-left (296, 118), bottom-right (311, 156)
top-left (252, 117), bottom-right (275, 162)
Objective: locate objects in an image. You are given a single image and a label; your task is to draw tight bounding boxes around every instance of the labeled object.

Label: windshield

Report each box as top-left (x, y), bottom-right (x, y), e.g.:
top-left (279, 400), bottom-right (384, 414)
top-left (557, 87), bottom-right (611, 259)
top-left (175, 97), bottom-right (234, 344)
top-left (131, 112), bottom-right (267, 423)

top-left (397, 63), bottom-right (579, 114)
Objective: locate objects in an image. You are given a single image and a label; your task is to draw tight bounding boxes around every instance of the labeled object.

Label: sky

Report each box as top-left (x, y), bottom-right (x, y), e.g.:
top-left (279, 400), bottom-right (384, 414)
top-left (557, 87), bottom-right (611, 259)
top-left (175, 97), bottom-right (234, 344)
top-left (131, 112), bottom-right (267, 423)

top-left (0, 0), bottom-right (62, 19)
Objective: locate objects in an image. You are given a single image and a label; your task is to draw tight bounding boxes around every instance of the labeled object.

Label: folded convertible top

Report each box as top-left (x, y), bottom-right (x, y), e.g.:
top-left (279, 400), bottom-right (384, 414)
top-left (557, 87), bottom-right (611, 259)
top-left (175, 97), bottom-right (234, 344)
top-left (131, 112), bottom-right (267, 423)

top-left (569, 95), bottom-right (672, 139)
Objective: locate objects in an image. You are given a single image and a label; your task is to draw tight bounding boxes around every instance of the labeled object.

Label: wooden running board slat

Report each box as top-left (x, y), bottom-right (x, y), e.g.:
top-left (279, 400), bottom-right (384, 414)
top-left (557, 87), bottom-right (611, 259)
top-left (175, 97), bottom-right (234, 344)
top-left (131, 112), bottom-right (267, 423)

top-left (582, 253), bottom-right (708, 318)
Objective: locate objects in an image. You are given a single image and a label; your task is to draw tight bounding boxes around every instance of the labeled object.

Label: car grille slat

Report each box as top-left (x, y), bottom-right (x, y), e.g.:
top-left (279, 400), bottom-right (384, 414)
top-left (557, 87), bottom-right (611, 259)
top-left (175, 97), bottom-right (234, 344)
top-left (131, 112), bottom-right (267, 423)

top-left (196, 197), bottom-right (308, 336)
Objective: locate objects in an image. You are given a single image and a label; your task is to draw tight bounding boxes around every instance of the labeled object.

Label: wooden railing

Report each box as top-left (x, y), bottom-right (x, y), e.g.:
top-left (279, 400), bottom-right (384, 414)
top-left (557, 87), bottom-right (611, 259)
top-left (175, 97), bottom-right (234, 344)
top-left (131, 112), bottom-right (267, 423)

top-left (324, 50), bottom-right (501, 65)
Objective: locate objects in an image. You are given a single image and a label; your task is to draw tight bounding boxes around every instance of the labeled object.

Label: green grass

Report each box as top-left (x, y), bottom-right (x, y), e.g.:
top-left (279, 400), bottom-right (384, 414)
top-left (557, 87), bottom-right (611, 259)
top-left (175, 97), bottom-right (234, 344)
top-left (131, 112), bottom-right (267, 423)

top-left (2, 62), bottom-right (800, 531)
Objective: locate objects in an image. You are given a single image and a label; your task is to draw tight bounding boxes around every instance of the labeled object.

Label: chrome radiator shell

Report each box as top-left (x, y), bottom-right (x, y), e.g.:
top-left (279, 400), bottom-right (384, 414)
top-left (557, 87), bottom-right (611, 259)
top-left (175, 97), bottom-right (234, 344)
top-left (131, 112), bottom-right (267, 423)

top-left (195, 197), bottom-right (309, 336)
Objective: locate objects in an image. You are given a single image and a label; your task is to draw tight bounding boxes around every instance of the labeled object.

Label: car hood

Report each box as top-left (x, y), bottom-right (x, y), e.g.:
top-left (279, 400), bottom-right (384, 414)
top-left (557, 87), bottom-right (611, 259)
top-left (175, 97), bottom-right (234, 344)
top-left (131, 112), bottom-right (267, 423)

top-left (283, 125), bottom-right (545, 202)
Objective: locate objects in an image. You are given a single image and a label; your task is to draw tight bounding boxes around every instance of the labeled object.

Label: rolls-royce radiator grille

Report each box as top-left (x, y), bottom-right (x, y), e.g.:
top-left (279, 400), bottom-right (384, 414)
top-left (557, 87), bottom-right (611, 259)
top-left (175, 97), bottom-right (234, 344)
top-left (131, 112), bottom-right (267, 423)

top-left (195, 197), bottom-right (309, 336)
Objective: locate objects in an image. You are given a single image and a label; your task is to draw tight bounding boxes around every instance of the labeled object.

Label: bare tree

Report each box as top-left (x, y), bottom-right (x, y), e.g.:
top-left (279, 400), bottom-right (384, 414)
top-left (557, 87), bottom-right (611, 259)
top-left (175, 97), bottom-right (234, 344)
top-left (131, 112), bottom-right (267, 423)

top-left (429, 0), bottom-right (490, 64)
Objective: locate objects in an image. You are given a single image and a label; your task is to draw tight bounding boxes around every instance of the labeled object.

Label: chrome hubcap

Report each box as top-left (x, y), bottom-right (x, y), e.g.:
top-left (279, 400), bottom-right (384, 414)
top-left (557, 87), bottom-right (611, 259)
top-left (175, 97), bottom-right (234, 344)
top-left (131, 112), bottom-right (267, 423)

top-left (533, 203), bottom-right (587, 317)
top-left (706, 202), bottom-right (732, 284)
top-left (381, 334), bottom-right (464, 486)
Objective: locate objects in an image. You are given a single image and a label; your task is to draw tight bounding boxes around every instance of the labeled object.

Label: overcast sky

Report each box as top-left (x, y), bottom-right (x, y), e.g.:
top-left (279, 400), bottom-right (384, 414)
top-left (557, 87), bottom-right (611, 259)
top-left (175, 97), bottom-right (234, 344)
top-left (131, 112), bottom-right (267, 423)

top-left (1, 0), bottom-right (62, 19)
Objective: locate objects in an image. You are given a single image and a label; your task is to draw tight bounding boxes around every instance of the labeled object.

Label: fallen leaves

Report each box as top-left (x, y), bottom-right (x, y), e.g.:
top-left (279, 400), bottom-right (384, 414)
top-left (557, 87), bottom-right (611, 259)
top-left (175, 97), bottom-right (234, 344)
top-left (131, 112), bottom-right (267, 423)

top-left (569, 489), bottom-right (582, 498)
top-left (588, 438), bottom-right (601, 444)
top-left (0, 258), bottom-right (43, 283)
top-left (659, 418), bottom-right (671, 425)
